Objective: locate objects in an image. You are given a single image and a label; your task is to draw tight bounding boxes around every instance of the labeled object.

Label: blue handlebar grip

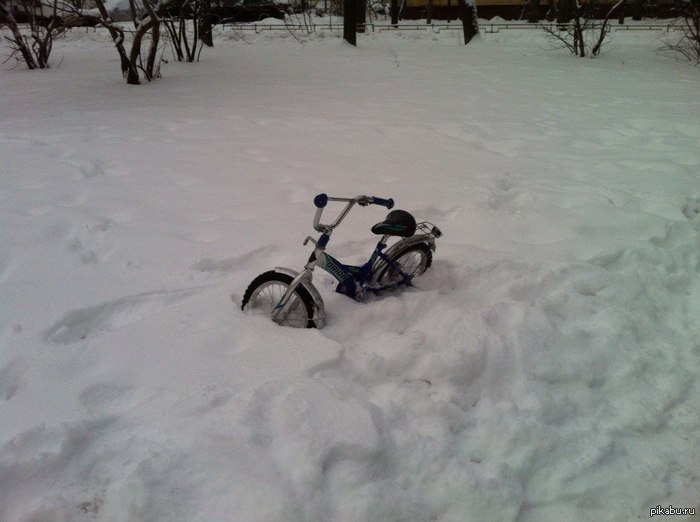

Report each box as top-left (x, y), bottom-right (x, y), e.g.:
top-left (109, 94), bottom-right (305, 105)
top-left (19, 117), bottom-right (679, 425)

top-left (314, 193), bottom-right (328, 208)
top-left (373, 197), bottom-right (394, 209)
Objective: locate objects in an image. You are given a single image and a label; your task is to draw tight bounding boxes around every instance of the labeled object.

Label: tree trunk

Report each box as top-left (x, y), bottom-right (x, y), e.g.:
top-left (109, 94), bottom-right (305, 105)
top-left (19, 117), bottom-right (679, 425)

top-left (93, 0), bottom-right (135, 77)
top-left (200, 0), bottom-right (214, 47)
top-left (181, 17), bottom-right (192, 61)
top-left (128, 0), bottom-right (138, 27)
top-left (357, 0), bottom-right (367, 32)
top-left (165, 20), bottom-right (185, 61)
top-left (128, 19), bottom-right (157, 84)
top-left (557, 0), bottom-right (573, 24)
top-left (344, 0), bottom-right (357, 44)
top-left (528, 0), bottom-right (540, 22)
top-left (390, 0), bottom-right (399, 25)
top-left (458, 0), bottom-right (479, 44)
top-left (632, 0), bottom-right (643, 20)
top-left (146, 21), bottom-right (161, 78)
top-left (573, 16), bottom-right (584, 56)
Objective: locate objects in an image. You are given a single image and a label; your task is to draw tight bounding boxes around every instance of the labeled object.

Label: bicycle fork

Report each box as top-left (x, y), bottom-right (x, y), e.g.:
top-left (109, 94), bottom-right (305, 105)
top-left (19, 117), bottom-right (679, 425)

top-left (270, 237), bottom-right (323, 323)
top-left (270, 268), bottom-right (314, 324)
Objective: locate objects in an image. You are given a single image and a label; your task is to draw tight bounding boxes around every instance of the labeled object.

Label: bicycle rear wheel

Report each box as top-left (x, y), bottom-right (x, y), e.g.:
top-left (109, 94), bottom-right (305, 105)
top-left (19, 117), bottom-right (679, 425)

top-left (375, 243), bottom-right (432, 286)
top-left (241, 271), bottom-right (316, 328)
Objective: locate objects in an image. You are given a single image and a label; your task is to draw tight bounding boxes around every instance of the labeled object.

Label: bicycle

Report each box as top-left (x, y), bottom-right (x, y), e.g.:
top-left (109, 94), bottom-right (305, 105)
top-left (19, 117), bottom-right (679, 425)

top-left (241, 193), bottom-right (442, 328)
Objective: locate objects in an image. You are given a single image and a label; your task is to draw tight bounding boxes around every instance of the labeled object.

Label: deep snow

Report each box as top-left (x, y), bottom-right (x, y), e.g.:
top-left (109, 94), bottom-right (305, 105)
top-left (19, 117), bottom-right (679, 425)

top-left (1, 20), bottom-right (699, 522)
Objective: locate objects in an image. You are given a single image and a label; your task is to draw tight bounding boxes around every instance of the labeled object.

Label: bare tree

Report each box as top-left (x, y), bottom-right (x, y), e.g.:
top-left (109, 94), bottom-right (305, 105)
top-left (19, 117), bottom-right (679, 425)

top-left (1, 0), bottom-right (68, 69)
top-left (591, 0), bottom-right (627, 55)
top-left (162, 0), bottom-right (204, 62)
top-left (541, 0), bottom-right (626, 57)
top-left (659, 0), bottom-right (700, 63)
top-left (91, 0), bottom-right (164, 84)
top-left (541, 18), bottom-right (587, 57)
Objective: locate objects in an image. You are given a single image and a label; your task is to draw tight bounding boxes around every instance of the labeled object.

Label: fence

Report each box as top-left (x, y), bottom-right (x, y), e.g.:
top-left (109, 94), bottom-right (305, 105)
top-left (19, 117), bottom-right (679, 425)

top-left (228, 20), bottom-right (682, 34)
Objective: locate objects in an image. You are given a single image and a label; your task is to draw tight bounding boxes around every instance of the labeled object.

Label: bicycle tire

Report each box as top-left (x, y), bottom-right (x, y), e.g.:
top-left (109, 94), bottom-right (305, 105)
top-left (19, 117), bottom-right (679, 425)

top-left (375, 243), bottom-right (433, 286)
top-left (241, 271), bottom-right (316, 328)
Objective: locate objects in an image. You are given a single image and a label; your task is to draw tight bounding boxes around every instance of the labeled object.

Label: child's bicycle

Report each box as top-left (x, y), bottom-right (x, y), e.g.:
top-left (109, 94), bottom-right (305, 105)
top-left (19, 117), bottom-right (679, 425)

top-left (241, 193), bottom-right (442, 328)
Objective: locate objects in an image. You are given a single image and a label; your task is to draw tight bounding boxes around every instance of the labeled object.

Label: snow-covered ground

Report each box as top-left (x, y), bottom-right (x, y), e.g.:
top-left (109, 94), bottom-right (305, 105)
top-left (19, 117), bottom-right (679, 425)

top-left (1, 21), bottom-right (699, 522)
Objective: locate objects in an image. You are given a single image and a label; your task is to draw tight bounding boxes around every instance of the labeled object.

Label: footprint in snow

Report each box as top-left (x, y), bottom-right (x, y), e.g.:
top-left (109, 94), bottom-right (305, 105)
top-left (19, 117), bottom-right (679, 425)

top-left (44, 287), bottom-right (203, 344)
top-left (682, 196), bottom-right (700, 221)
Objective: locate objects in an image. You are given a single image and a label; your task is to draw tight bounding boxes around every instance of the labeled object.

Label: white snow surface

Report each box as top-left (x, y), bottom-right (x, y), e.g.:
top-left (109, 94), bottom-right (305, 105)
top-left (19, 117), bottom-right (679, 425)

top-left (1, 23), bottom-right (699, 522)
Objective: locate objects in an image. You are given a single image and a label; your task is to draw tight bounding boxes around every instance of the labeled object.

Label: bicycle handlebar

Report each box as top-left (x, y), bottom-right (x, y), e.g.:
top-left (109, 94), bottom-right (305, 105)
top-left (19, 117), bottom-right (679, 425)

top-left (312, 193), bottom-right (394, 233)
top-left (313, 193), bottom-right (394, 209)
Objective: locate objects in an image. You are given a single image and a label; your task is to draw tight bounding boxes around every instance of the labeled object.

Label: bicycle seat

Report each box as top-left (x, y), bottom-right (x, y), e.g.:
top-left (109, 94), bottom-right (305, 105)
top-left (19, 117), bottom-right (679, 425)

top-left (371, 210), bottom-right (416, 237)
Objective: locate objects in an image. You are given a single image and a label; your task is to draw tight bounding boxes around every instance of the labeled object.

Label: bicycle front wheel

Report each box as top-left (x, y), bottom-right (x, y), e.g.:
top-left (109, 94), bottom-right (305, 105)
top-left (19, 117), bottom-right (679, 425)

top-left (241, 271), bottom-right (316, 328)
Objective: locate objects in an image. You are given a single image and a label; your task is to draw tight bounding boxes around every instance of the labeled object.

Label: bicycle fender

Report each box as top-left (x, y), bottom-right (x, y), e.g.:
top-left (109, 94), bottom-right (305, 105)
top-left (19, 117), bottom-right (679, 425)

top-left (273, 267), bottom-right (326, 329)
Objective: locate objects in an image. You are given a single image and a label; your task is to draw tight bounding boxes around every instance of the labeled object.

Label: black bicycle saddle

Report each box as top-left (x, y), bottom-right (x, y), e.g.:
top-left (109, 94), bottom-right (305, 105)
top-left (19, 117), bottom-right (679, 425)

top-left (371, 209), bottom-right (416, 238)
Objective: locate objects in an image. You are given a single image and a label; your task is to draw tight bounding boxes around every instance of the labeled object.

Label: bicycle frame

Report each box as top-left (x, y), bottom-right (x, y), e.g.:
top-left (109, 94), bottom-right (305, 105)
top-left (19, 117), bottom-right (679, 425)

top-left (312, 236), bottom-right (412, 299)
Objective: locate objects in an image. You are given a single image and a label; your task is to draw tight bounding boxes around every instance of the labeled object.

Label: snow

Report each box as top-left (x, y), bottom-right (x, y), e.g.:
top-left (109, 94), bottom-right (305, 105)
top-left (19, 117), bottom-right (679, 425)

top-left (1, 21), bottom-right (699, 522)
